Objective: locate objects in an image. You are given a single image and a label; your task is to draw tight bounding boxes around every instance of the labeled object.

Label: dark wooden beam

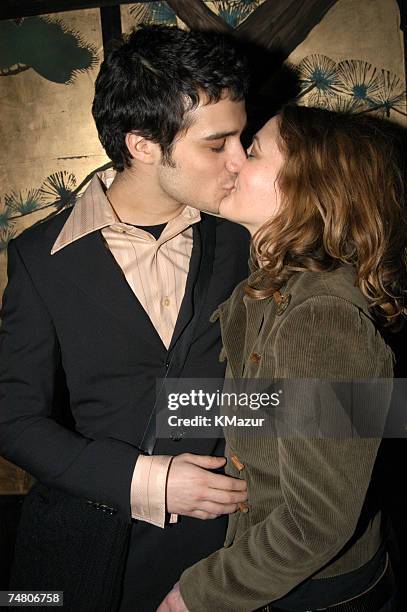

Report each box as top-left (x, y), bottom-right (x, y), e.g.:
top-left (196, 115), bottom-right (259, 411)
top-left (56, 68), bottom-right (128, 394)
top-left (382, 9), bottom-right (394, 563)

top-left (100, 5), bottom-right (122, 57)
top-left (0, 0), bottom-right (154, 20)
top-left (236, 0), bottom-right (339, 60)
top-left (166, 0), bottom-right (232, 33)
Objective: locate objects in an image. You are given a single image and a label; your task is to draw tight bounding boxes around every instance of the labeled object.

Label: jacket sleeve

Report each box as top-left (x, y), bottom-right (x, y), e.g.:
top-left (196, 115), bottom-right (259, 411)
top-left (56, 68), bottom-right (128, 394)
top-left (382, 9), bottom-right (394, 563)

top-left (179, 296), bottom-right (393, 611)
top-left (0, 240), bottom-right (140, 520)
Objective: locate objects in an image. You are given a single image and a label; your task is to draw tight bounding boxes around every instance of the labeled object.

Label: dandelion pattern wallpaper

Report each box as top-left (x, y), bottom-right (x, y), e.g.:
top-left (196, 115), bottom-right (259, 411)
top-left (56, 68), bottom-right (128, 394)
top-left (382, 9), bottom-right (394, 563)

top-left (0, 0), bottom-right (405, 492)
top-left (296, 56), bottom-right (405, 117)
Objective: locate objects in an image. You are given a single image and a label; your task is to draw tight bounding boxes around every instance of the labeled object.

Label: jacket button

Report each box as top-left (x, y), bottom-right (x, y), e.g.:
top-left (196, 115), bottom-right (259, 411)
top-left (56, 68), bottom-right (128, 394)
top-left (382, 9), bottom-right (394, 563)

top-left (238, 502), bottom-right (249, 513)
top-left (231, 454), bottom-right (245, 471)
top-left (276, 293), bottom-right (291, 315)
top-left (170, 430), bottom-right (184, 441)
top-left (99, 503), bottom-right (117, 514)
top-left (249, 352), bottom-right (261, 364)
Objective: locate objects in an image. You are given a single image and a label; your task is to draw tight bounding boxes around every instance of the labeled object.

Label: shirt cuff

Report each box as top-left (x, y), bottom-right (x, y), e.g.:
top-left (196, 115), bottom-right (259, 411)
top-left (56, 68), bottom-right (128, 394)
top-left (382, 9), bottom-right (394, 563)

top-left (131, 454), bottom-right (178, 528)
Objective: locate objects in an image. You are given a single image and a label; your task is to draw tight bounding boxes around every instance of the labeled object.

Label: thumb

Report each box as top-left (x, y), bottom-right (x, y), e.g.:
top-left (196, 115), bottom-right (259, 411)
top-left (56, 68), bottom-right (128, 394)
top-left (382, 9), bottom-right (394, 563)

top-left (187, 455), bottom-right (226, 469)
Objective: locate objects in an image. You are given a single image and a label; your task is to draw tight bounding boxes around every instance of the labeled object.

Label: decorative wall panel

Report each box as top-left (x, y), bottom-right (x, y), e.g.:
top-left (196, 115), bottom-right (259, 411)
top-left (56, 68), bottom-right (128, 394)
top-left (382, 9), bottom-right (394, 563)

top-left (0, 0), bottom-right (405, 493)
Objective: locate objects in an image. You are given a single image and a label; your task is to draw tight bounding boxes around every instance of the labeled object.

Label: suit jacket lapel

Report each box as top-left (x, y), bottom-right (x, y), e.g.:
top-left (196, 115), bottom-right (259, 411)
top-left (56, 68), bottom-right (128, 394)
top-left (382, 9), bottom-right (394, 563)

top-left (167, 223), bottom-right (201, 353)
top-left (167, 213), bottom-right (217, 373)
top-left (51, 230), bottom-right (166, 353)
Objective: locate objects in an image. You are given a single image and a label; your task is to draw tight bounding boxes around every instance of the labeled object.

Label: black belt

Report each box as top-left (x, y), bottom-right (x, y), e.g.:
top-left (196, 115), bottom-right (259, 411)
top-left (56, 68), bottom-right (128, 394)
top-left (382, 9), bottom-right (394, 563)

top-left (268, 558), bottom-right (396, 612)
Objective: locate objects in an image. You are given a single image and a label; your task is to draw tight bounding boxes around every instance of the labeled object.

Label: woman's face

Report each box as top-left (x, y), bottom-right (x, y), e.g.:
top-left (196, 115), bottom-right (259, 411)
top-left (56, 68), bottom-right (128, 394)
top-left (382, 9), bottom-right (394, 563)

top-left (219, 116), bottom-right (285, 235)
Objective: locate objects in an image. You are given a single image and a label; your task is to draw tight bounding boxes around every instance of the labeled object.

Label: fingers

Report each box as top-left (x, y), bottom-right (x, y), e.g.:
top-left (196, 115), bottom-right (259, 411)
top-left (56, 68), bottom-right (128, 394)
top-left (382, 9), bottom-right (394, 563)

top-left (191, 508), bottom-right (227, 520)
top-left (191, 510), bottom-right (219, 520)
top-left (205, 470), bottom-right (247, 492)
top-left (191, 500), bottom-right (241, 518)
top-left (201, 500), bottom-right (241, 515)
top-left (201, 487), bottom-right (247, 505)
top-left (178, 453), bottom-right (247, 491)
top-left (183, 454), bottom-right (226, 469)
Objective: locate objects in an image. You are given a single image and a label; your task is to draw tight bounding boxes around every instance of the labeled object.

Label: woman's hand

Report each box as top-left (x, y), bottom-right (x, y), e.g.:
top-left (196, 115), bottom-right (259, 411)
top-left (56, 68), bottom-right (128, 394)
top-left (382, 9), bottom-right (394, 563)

top-left (157, 582), bottom-right (189, 612)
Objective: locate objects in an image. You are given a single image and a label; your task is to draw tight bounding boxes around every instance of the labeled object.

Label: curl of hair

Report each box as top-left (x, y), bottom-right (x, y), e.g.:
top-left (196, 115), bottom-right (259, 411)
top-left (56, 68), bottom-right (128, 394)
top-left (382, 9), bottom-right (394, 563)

top-left (246, 104), bottom-right (407, 329)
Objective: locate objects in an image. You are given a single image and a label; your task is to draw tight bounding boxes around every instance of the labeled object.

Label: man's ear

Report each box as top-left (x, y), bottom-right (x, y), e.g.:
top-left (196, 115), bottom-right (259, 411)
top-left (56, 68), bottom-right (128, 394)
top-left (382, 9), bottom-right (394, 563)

top-left (125, 133), bottom-right (161, 165)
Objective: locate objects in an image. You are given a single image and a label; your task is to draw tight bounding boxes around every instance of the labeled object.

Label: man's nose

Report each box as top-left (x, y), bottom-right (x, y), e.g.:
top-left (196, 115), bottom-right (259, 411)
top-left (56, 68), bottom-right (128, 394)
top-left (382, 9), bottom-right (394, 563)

top-left (225, 142), bottom-right (246, 174)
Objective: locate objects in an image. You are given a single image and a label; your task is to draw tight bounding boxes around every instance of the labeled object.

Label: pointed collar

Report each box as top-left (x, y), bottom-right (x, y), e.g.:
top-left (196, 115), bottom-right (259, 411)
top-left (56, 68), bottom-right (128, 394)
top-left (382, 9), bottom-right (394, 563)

top-left (51, 169), bottom-right (201, 254)
top-left (51, 169), bottom-right (117, 254)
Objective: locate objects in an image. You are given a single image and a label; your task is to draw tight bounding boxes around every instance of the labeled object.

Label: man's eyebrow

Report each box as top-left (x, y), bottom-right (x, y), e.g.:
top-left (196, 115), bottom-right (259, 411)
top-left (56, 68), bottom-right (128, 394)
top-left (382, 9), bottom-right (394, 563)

top-left (201, 125), bottom-right (247, 141)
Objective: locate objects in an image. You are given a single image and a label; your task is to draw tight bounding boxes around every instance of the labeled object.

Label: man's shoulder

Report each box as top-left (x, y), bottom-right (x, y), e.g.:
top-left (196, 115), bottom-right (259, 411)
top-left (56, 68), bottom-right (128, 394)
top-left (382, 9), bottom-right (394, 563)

top-left (212, 216), bottom-right (249, 236)
top-left (210, 216), bottom-right (250, 253)
top-left (12, 208), bottom-right (72, 256)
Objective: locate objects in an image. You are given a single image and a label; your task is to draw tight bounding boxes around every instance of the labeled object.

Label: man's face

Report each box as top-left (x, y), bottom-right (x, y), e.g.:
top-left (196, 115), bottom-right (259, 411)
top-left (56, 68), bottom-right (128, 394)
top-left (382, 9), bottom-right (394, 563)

top-left (156, 96), bottom-right (247, 214)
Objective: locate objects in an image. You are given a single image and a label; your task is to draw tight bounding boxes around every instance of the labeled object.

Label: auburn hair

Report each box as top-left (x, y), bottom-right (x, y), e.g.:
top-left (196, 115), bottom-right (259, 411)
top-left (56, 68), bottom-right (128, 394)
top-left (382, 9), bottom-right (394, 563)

top-left (247, 104), bottom-right (407, 329)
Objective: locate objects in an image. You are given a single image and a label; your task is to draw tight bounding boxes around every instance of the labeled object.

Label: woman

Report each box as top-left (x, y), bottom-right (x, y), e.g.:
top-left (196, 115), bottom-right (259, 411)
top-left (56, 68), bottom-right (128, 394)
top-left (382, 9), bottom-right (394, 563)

top-left (159, 105), bottom-right (406, 612)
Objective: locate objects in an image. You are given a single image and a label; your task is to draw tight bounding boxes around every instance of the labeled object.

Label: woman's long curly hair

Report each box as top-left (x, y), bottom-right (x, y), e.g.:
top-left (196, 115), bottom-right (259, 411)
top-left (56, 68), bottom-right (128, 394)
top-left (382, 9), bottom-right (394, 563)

top-left (247, 104), bottom-right (407, 329)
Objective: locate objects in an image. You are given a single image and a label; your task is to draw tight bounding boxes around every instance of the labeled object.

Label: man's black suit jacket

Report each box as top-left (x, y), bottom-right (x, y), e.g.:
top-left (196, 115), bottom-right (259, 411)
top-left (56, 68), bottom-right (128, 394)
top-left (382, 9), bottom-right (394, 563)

top-left (0, 208), bottom-right (249, 611)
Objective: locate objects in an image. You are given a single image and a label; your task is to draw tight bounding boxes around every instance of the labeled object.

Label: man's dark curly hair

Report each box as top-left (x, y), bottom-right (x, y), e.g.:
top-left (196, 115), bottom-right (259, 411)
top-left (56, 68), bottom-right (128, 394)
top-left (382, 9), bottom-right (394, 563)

top-left (92, 24), bottom-right (249, 171)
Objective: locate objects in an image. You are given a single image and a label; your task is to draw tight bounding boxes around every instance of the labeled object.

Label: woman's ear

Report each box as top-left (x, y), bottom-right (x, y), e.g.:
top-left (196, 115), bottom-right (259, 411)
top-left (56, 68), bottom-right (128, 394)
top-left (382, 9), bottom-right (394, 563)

top-left (125, 133), bottom-right (161, 165)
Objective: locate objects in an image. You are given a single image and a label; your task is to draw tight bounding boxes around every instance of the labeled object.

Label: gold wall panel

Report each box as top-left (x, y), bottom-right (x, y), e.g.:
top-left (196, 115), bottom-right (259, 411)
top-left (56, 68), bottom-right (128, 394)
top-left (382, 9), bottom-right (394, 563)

top-left (0, 8), bottom-right (108, 493)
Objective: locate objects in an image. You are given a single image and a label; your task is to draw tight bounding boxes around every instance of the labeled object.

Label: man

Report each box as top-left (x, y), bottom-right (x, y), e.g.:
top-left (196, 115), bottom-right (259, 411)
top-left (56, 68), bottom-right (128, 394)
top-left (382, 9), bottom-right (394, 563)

top-left (0, 25), bottom-right (250, 611)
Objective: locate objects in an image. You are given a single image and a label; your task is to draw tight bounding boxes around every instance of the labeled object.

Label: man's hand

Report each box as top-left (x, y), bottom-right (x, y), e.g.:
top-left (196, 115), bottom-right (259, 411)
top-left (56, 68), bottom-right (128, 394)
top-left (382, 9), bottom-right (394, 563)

top-left (157, 582), bottom-right (188, 612)
top-left (166, 453), bottom-right (247, 519)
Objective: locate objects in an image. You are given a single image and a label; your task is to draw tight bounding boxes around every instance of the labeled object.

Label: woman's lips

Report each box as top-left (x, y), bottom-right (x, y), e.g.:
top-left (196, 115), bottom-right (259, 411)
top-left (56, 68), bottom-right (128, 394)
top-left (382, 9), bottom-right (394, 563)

top-left (223, 181), bottom-right (238, 192)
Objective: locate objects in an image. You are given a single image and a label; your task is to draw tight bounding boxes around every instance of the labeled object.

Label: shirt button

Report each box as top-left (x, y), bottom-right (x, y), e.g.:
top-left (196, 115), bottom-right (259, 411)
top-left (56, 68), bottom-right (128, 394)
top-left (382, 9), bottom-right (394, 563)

top-left (163, 298), bottom-right (171, 307)
top-left (249, 352), bottom-right (261, 364)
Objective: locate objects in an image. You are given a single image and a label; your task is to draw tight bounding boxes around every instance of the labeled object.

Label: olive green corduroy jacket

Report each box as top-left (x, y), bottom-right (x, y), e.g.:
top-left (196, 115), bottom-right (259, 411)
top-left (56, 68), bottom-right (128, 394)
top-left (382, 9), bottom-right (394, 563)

top-left (180, 265), bottom-right (394, 612)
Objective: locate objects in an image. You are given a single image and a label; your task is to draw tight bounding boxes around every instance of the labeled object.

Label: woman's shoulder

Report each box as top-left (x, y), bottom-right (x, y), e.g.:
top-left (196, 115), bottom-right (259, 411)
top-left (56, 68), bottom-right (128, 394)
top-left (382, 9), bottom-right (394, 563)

top-left (275, 266), bottom-right (394, 378)
top-left (212, 266), bottom-right (371, 324)
top-left (285, 265), bottom-right (372, 319)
